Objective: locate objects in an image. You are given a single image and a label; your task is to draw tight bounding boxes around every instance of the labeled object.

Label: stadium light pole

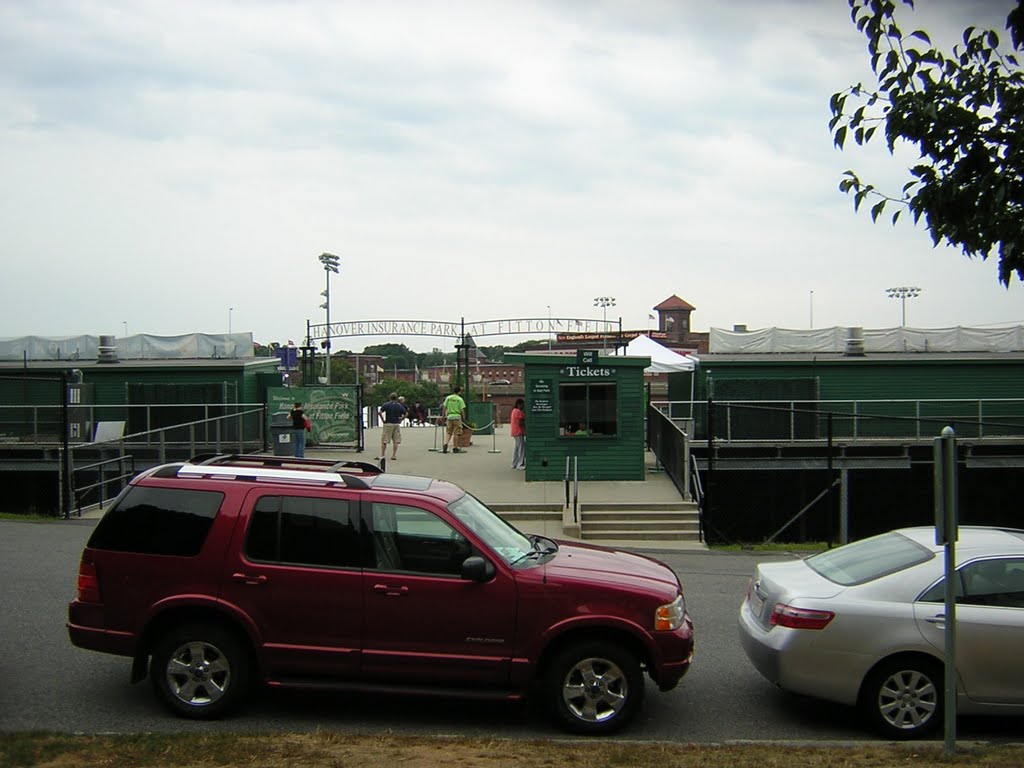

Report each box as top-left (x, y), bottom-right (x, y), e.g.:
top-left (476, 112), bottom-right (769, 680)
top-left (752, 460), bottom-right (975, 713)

top-left (886, 286), bottom-right (921, 327)
top-left (319, 252), bottom-right (340, 384)
top-left (593, 296), bottom-right (616, 354)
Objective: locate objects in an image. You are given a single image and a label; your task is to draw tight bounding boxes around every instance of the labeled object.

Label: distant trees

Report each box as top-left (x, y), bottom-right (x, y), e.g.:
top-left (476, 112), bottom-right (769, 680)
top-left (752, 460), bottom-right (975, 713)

top-left (366, 378), bottom-right (442, 409)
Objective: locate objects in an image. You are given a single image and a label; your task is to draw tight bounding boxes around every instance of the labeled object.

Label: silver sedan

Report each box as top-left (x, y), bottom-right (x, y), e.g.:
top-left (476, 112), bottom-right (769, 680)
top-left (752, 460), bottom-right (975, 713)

top-left (738, 526), bottom-right (1024, 739)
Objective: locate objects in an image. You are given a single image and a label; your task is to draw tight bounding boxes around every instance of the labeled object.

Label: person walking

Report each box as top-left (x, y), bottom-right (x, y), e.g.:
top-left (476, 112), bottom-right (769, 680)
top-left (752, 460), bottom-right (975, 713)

top-left (441, 385), bottom-right (467, 454)
top-left (510, 398), bottom-right (526, 469)
top-left (288, 401), bottom-right (306, 458)
top-left (378, 392), bottom-right (407, 460)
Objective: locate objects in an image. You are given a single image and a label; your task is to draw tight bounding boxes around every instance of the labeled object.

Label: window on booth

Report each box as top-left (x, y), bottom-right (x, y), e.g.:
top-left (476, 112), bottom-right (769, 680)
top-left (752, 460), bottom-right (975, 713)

top-left (559, 382), bottom-right (617, 436)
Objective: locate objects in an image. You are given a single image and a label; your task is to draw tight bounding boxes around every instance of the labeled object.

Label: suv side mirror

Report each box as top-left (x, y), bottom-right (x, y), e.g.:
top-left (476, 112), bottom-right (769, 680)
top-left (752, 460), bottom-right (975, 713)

top-left (461, 555), bottom-right (495, 582)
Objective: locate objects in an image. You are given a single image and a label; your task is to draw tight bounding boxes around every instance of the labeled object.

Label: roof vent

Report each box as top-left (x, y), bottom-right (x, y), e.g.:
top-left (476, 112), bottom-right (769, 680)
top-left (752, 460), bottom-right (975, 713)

top-left (97, 335), bottom-right (119, 364)
top-left (733, 324), bottom-right (748, 333)
top-left (845, 327), bottom-right (865, 357)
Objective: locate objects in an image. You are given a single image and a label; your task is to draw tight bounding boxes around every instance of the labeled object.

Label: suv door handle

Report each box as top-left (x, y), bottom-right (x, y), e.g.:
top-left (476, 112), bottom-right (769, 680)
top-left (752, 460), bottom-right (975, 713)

top-left (373, 583), bottom-right (409, 596)
top-left (232, 573), bottom-right (268, 586)
top-left (925, 614), bottom-right (946, 625)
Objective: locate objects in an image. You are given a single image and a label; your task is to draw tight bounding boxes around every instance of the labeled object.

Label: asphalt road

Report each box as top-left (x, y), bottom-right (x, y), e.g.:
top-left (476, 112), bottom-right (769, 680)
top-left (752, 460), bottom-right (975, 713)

top-left (1, 519), bottom-right (1019, 741)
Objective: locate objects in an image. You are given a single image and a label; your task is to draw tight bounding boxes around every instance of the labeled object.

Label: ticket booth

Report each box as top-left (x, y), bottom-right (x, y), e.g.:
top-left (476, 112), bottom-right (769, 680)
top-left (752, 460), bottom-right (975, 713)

top-left (506, 350), bottom-right (651, 481)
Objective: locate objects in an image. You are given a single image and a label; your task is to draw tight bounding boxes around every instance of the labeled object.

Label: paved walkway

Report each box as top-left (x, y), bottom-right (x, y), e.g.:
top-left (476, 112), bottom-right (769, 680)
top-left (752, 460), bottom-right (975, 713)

top-left (85, 423), bottom-right (701, 548)
top-left (314, 422), bottom-right (701, 548)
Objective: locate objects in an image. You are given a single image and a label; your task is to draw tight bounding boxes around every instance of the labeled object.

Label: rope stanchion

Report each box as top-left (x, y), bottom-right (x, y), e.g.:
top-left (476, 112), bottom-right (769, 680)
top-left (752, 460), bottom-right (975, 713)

top-left (427, 418), bottom-right (502, 453)
top-left (473, 420), bottom-right (501, 454)
top-left (427, 417), bottom-right (444, 452)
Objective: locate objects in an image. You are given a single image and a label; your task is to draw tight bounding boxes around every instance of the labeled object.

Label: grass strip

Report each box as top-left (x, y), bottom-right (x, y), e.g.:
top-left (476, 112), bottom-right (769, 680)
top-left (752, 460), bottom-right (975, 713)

top-left (2, 732), bottom-right (1023, 768)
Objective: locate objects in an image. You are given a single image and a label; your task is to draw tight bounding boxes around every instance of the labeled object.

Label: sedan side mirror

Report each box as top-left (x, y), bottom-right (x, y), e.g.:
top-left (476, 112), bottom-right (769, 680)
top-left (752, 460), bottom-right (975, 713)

top-left (461, 555), bottom-right (496, 582)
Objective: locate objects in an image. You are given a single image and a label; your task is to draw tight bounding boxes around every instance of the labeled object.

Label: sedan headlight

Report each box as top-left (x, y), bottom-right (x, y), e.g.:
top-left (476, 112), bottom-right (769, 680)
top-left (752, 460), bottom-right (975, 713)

top-left (655, 594), bottom-right (686, 631)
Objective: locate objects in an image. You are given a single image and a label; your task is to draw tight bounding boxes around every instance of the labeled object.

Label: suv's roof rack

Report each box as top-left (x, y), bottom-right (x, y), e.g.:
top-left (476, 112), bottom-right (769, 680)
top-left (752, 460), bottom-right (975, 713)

top-left (190, 453), bottom-right (382, 473)
top-left (179, 454), bottom-right (380, 490)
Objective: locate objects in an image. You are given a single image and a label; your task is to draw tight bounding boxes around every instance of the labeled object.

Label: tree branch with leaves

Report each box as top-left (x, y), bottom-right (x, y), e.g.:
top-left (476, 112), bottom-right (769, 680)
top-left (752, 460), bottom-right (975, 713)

top-left (830, 0), bottom-right (1024, 285)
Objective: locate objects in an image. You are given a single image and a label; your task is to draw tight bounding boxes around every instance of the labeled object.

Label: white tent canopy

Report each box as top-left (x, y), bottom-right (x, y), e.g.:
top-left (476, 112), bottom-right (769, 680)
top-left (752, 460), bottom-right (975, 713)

top-left (622, 334), bottom-right (697, 372)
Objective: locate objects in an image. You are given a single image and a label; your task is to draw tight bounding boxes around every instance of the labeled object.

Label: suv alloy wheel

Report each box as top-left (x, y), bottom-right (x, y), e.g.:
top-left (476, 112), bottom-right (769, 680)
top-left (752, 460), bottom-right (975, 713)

top-left (150, 623), bottom-right (251, 719)
top-left (546, 641), bottom-right (645, 735)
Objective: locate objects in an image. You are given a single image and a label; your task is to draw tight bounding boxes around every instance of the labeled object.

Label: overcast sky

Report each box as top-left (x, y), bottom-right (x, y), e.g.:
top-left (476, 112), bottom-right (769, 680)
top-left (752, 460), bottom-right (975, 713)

top-left (1, 0), bottom-right (1020, 352)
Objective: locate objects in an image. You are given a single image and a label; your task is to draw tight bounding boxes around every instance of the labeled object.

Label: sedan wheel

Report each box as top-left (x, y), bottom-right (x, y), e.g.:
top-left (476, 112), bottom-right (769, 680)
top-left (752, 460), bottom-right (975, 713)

top-left (861, 657), bottom-right (943, 739)
top-left (150, 624), bottom-right (250, 719)
top-left (546, 642), bottom-right (644, 735)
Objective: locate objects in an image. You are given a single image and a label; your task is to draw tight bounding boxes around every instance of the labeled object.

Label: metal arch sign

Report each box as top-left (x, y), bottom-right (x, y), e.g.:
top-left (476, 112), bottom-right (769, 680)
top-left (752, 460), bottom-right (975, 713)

top-left (306, 317), bottom-right (620, 341)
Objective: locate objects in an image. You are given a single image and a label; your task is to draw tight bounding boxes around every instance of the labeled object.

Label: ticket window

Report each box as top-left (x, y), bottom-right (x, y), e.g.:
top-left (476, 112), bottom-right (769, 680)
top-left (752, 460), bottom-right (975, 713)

top-left (559, 382), bottom-right (617, 437)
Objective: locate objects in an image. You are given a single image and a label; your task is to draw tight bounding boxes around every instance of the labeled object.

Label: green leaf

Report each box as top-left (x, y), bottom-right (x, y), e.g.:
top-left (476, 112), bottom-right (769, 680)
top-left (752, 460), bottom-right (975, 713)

top-left (870, 200), bottom-right (886, 222)
top-left (910, 29), bottom-right (931, 45)
top-left (834, 125), bottom-right (848, 149)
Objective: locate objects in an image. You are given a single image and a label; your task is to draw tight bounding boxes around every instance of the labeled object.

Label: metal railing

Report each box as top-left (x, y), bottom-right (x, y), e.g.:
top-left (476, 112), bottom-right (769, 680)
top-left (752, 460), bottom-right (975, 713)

top-left (689, 452), bottom-right (705, 542)
top-left (70, 454), bottom-right (136, 517)
top-left (2, 404), bottom-right (268, 518)
top-left (647, 403), bottom-right (701, 542)
top-left (0, 402), bottom-right (267, 446)
top-left (651, 398), bottom-right (1024, 442)
top-left (564, 456), bottom-right (579, 523)
top-left (647, 403), bottom-right (691, 498)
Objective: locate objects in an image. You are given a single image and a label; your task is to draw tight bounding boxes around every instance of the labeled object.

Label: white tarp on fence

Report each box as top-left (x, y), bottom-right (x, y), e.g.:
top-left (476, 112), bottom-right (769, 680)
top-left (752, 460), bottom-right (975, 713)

top-left (709, 326), bottom-right (1024, 354)
top-left (0, 333), bottom-right (255, 361)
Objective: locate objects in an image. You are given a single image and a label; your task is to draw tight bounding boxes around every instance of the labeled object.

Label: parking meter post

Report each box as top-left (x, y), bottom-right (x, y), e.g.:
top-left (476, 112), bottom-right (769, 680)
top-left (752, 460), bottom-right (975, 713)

top-left (934, 426), bottom-right (958, 756)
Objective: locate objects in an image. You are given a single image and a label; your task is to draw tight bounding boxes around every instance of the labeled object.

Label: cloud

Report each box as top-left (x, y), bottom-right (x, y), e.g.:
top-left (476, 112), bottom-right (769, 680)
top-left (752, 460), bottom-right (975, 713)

top-left (0, 0), bottom-right (1019, 349)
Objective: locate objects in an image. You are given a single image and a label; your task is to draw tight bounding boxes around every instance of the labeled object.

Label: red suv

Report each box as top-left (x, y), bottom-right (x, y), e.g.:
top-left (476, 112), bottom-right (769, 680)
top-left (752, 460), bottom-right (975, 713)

top-left (68, 454), bottom-right (694, 734)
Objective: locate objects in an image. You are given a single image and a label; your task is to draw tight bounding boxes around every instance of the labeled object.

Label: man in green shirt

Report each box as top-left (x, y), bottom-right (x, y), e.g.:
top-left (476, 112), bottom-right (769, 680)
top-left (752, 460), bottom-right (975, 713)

top-left (441, 385), bottom-right (467, 454)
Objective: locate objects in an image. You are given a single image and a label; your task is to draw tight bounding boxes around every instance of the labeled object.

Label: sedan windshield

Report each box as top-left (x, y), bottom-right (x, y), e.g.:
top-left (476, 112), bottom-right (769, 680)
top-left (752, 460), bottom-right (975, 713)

top-left (448, 492), bottom-right (534, 565)
top-left (806, 531), bottom-right (933, 586)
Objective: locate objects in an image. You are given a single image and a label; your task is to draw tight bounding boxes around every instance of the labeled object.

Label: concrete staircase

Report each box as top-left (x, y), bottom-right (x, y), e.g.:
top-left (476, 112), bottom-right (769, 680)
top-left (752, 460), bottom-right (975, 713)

top-left (578, 501), bottom-right (702, 547)
top-left (490, 501), bottom-right (704, 550)
top-left (489, 503), bottom-right (564, 537)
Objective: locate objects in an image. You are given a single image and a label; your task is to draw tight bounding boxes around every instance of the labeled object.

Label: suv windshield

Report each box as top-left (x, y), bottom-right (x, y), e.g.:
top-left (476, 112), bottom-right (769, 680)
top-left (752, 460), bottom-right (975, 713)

top-left (448, 493), bottom-right (533, 565)
top-left (806, 531), bottom-right (933, 586)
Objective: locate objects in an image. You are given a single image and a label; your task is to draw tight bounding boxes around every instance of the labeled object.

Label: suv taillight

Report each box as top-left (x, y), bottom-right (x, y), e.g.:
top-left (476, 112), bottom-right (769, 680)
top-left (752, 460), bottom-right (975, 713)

top-left (769, 603), bottom-right (834, 630)
top-left (77, 559), bottom-right (101, 603)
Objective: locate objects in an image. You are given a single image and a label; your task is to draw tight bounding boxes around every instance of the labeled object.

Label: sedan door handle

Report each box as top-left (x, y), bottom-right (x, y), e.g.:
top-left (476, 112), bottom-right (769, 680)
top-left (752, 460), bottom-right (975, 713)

top-left (373, 583), bottom-right (409, 596)
top-left (925, 614), bottom-right (946, 624)
top-left (231, 573), bottom-right (268, 586)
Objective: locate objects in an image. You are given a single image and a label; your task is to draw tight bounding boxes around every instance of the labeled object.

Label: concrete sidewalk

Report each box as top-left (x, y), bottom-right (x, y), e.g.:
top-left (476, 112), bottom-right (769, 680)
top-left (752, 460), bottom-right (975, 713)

top-left (84, 423), bottom-right (703, 549)
top-left (313, 422), bottom-right (703, 549)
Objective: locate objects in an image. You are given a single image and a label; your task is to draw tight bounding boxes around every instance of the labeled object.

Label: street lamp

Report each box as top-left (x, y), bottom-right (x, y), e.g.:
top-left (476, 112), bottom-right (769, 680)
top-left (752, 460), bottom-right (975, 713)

top-left (593, 296), bottom-right (616, 353)
top-left (318, 252), bottom-right (340, 384)
top-left (547, 305), bottom-right (552, 351)
top-left (885, 286), bottom-right (921, 327)
top-left (228, 307), bottom-right (233, 334)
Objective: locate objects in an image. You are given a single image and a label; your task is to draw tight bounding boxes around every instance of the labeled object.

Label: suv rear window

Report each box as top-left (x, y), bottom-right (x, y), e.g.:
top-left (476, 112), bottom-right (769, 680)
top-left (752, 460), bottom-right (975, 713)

top-left (806, 531), bottom-right (933, 586)
top-left (88, 486), bottom-right (224, 556)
